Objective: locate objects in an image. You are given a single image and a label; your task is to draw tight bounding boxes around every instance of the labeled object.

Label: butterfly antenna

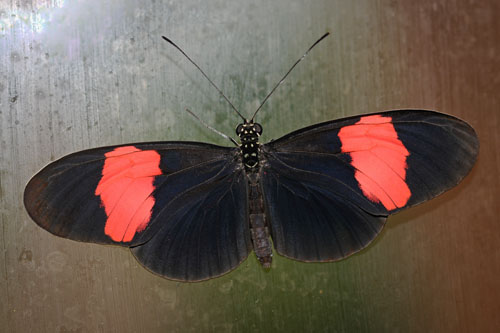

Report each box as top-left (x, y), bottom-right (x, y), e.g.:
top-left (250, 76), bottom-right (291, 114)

top-left (162, 36), bottom-right (246, 122)
top-left (251, 32), bottom-right (330, 122)
top-left (185, 108), bottom-right (239, 146)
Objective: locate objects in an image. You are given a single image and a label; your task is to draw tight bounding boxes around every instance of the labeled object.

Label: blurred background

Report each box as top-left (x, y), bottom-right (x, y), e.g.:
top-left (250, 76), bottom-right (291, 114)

top-left (1, 0), bottom-right (499, 332)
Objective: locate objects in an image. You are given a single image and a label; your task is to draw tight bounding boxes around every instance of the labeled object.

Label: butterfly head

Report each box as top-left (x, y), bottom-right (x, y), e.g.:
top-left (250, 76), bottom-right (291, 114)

top-left (236, 121), bottom-right (262, 144)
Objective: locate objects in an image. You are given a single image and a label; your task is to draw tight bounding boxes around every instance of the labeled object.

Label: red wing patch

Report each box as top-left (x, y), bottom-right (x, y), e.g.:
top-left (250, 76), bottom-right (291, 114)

top-left (95, 146), bottom-right (162, 242)
top-left (338, 115), bottom-right (411, 210)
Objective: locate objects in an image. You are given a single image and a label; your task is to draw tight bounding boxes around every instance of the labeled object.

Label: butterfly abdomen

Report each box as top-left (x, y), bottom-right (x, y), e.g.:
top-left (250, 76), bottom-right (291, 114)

top-left (247, 171), bottom-right (272, 268)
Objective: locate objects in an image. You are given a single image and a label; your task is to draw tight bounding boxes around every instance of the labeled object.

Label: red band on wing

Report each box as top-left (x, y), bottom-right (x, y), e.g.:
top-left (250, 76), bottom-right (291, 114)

top-left (95, 146), bottom-right (162, 242)
top-left (339, 115), bottom-right (411, 211)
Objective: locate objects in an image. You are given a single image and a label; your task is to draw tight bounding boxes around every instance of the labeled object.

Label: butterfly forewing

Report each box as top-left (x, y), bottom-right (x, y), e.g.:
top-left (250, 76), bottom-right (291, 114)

top-left (260, 110), bottom-right (478, 261)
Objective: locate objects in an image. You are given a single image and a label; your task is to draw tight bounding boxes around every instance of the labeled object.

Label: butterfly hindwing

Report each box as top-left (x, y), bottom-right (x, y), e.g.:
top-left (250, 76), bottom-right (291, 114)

top-left (24, 142), bottom-right (251, 281)
top-left (259, 160), bottom-right (386, 261)
top-left (131, 164), bottom-right (250, 281)
top-left (261, 110), bottom-right (478, 261)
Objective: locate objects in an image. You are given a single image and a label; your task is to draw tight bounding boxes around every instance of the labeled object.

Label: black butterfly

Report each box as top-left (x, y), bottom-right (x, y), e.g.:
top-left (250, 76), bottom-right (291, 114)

top-left (24, 33), bottom-right (479, 281)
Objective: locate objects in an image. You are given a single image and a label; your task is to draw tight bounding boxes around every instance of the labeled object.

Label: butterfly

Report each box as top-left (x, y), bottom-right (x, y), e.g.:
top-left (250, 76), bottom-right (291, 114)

top-left (24, 33), bottom-right (479, 281)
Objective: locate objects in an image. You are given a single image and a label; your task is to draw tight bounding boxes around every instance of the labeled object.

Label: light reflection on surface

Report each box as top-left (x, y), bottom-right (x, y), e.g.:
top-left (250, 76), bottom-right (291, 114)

top-left (0, 0), bottom-right (66, 35)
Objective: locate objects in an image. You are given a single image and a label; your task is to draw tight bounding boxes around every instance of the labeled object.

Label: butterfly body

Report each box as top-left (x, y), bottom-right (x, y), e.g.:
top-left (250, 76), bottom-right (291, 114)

top-left (236, 120), bottom-right (273, 268)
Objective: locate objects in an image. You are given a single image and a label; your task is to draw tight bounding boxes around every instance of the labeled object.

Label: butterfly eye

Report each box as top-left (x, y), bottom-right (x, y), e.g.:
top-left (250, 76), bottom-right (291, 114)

top-left (254, 123), bottom-right (263, 135)
top-left (236, 124), bottom-right (244, 135)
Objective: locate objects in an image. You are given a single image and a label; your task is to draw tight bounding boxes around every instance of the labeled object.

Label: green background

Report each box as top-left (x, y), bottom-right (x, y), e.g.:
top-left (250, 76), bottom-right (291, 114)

top-left (1, 1), bottom-right (499, 332)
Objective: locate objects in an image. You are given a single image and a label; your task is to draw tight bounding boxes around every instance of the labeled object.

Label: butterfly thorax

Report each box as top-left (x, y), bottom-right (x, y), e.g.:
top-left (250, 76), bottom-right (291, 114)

top-left (236, 121), bottom-right (262, 169)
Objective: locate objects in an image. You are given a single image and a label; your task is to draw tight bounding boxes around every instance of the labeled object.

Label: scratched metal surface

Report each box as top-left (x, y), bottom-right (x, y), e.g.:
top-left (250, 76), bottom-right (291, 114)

top-left (1, 0), bottom-right (499, 332)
